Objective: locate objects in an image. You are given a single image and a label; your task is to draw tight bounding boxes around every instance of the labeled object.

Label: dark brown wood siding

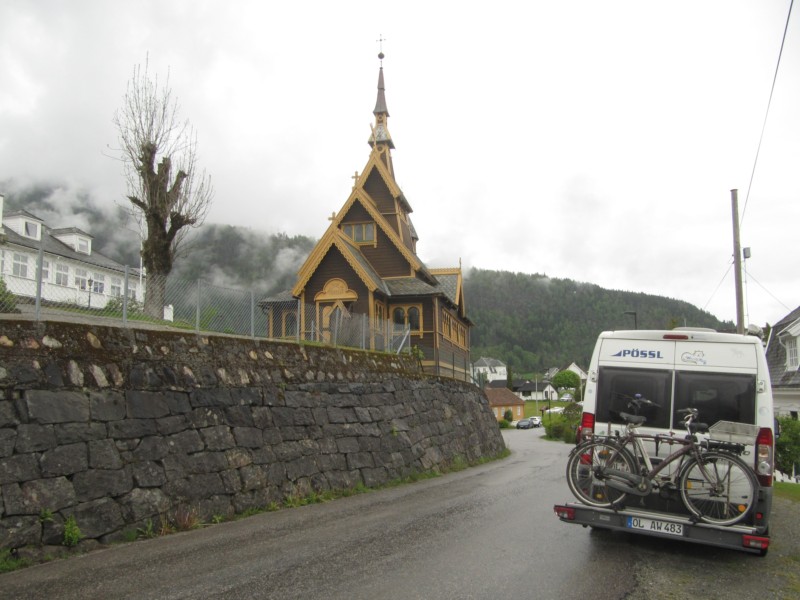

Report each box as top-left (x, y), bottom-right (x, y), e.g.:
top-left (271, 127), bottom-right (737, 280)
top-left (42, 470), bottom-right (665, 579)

top-left (304, 247), bottom-right (370, 315)
top-left (342, 201), bottom-right (372, 223)
top-left (364, 169), bottom-right (398, 229)
top-left (359, 228), bottom-right (410, 277)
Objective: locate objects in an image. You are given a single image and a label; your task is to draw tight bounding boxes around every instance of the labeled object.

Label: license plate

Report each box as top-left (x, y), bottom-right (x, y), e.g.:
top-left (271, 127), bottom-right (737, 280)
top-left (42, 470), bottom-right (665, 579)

top-left (626, 516), bottom-right (684, 537)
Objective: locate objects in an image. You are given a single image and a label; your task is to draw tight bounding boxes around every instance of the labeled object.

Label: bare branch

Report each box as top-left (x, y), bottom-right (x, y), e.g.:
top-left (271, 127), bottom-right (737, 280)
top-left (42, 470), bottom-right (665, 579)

top-left (112, 57), bottom-right (214, 317)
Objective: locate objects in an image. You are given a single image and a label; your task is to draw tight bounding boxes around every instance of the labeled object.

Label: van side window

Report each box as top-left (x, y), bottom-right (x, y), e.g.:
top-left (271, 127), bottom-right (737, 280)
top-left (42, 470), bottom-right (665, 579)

top-left (673, 371), bottom-right (756, 426)
top-left (596, 367), bottom-right (672, 428)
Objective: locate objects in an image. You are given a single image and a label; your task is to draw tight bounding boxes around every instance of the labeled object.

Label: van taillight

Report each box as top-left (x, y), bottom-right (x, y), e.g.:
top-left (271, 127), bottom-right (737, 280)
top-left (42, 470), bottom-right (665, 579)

top-left (578, 412), bottom-right (595, 443)
top-left (755, 427), bottom-right (774, 487)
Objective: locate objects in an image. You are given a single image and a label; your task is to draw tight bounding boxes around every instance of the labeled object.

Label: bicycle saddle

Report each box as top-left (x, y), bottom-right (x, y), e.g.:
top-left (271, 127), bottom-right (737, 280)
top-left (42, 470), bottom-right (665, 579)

top-left (619, 412), bottom-right (646, 425)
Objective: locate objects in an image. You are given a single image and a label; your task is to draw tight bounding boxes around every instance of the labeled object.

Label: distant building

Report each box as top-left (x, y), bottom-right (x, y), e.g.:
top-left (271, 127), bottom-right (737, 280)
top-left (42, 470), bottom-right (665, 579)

top-left (473, 357), bottom-right (508, 383)
top-left (259, 55), bottom-right (471, 380)
top-left (0, 195), bottom-right (143, 310)
top-left (517, 380), bottom-right (557, 402)
top-left (485, 387), bottom-right (524, 422)
top-left (766, 305), bottom-right (800, 418)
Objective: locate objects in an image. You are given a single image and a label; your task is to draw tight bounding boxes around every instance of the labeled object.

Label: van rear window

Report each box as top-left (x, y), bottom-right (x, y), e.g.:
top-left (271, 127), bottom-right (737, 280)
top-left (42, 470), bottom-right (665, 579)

top-left (596, 367), bottom-right (672, 428)
top-left (673, 371), bottom-right (756, 426)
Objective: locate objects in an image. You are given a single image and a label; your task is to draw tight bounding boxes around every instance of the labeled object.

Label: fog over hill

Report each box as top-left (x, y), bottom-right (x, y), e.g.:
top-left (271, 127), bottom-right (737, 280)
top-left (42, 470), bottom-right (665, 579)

top-left (3, 180), bottom-right (734, 372)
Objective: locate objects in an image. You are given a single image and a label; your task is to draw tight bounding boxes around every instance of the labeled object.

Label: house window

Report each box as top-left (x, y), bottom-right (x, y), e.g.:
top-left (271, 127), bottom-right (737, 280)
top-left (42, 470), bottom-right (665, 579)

top-left (127, 282), bottom-right (138, 300)
top-left (75, 268), bottom-right (89, 290)
top-left (91, 274), bottom-right (105, 294)
top-left (77, 238), bottom-right (89, 254)
top-left (110, 277), bottom-right (122, 297)
top-left (787, 337), bottom-right (798, 370)
top-left (24, 221), bottom-right (39, 239)
top-left (12, 253), bottom-right (28, 278)
top-left (391, 304), bottom-right (423, 333)
top-left (342, 222), bottom-right (375, 244)
top-left (55, 264), bottom-right (70, 286)
top-left (40, 260), bottom-right (50, 282)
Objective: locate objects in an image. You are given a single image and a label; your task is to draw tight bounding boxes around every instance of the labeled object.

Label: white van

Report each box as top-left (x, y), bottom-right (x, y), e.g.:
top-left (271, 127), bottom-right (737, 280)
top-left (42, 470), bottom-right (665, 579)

top-left (557, 328), bottom-right (776, 554)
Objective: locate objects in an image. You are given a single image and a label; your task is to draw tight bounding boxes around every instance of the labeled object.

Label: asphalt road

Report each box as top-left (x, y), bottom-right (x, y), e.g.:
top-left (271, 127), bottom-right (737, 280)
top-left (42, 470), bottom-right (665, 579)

top-left (2, 429), bottom-right (798, 599)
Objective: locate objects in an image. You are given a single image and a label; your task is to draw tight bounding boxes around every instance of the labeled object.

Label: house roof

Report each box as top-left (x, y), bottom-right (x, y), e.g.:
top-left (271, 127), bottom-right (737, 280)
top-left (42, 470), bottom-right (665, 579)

top-left (766, 305), bottom-right (800, 389)
top-left (1, 222), bottom-right (136, 275)
top-left (50, 227), bottom-right (94, 238)
top-left (485, 387), bottom-right (524, 407)
top-left (517, 381), bottom-right (555, 392)
top-left (474, 357), bottom-right (506, 368)
top-left (4, 209), bottom-right (44, 222)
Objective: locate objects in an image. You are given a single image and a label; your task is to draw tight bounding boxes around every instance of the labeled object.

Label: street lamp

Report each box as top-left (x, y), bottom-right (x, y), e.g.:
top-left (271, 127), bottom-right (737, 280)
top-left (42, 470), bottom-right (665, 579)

top-left (87, 278), bottom-right (93, 309)
top-left (624, 311), bottom-right (638, 330)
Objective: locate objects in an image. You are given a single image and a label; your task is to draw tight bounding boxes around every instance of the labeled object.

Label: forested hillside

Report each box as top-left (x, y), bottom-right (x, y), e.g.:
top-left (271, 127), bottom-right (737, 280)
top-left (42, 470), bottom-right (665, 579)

top-left (170, 225), bottom-right (316, 296)
top-left (3, 187), bottom-right (733, 373)
top-left (464, 268), bottom-right (733, 374)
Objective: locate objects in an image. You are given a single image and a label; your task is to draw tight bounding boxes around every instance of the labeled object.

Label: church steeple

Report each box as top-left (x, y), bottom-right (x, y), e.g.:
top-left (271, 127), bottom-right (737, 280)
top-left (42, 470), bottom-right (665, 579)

top-left (368, 51), bottom-right (395, 151)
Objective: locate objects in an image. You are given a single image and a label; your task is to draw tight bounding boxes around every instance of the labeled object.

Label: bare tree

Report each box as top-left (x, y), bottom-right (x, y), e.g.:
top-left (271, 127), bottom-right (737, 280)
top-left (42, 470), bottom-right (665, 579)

top-left (113, 60), bottom-right (213, 318)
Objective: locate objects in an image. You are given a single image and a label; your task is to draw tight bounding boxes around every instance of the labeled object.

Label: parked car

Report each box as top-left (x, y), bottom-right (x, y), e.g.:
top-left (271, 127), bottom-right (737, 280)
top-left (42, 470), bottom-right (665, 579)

top-left (516, 417), bottom-right (537, 429)
top-left (530, 416), bottom-right (542, 427)
top-left (561, 393), bottom-right (574, 401)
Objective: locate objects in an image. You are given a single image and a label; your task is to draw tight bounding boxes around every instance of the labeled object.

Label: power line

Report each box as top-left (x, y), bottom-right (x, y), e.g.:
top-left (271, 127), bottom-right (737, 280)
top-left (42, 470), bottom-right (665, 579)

top-left (742, 269), bottom-right (792, 315)
top-left (741, 0), bottom-right (795, 223)
top-left (702, 261), bottom-right (733, 313)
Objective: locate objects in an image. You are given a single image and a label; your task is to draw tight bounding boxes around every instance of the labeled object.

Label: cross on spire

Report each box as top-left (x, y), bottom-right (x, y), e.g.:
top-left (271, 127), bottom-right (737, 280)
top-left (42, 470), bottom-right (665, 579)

top-left (377, 34), bottom-right (386, 62)
top-left (351, 171), bottom-right (360, 188)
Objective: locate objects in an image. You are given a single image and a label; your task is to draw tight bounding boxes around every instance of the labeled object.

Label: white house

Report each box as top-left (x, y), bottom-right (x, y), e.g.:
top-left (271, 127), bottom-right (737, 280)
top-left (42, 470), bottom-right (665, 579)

top-left (0, 195), bottom-right (143, 310)
top-left (473, 357), bottom-right (508, 383)
top-left (565, 361), bottom-right (588, 383)
top-left (516, 380), bottom-right (557, 402)
top-left (766, 305), bottom-right (800, 418)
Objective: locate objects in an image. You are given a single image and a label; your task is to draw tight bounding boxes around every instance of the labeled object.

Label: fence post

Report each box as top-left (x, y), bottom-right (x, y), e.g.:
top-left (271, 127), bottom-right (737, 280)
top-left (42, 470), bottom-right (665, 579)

top-left (122, 266), bottom-right (129, 326)
top-left (250, 289), bottom-right (255, 338)
top-left (34, 241), bottom-right (44, 321)
top-left (195, 280), bottom-right (201, 333)
top-left (297, 299), bottom-right (302, 342)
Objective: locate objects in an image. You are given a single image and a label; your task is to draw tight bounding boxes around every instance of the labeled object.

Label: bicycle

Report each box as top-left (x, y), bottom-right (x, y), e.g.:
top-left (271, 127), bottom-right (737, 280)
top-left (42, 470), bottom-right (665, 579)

top-left (565, 396), bottom-right (759, 526)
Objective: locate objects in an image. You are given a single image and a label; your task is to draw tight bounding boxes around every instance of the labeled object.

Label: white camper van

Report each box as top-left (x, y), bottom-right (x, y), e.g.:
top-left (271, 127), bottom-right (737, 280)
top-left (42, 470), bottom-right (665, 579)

top-left (555, 328), bottom-right (775, 555)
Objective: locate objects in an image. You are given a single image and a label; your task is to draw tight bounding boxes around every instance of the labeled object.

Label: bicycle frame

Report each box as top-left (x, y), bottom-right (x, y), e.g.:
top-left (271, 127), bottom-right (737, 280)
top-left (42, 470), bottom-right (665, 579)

top-left (614, 429), bottom-right (702, 483)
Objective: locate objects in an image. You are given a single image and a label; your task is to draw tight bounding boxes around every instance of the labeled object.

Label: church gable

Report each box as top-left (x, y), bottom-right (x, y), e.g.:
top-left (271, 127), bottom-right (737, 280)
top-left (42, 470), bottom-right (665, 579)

top-left (364, 168), bottom-right (396, 218)
top-left (304, 246), bottom-right (371, 313)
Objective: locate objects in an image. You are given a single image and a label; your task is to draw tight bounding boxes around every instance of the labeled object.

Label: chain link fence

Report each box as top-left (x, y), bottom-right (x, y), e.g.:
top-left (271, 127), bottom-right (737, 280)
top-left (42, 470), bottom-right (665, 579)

top-left (0, 266), bottom-right (410, 353)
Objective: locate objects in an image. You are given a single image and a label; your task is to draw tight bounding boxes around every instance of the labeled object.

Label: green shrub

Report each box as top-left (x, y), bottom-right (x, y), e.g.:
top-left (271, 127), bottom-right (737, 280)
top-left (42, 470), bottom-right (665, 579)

top-left (776, 416), bottom-right (800, 476)
top-left (498, 419), bottom-right (511, 429)
top-left (0, 278), bottom-right (19, 313)
top-left (503, 409), bottom-right (513, 422)
top-left (62, 515), bottom-right (83, 547)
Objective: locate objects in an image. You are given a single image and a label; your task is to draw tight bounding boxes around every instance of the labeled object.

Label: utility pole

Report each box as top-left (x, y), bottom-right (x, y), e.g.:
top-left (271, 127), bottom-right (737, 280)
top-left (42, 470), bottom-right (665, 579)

top-left (731, 189), bottom-right (745, 334)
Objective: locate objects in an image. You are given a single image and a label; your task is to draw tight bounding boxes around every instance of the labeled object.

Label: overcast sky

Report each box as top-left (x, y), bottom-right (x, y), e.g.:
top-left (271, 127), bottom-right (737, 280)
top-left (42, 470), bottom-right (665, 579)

top-left (1, 1), bottom-right (798, 327)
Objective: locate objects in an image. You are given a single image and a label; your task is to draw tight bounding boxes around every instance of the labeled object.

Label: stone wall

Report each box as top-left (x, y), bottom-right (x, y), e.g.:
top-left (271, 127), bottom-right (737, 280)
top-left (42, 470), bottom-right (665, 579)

top-left (0, 319), bottom-right (505, 550)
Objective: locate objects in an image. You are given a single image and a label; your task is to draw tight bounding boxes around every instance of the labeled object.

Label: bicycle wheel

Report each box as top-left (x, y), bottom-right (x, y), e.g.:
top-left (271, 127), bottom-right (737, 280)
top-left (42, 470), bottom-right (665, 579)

top-left (678, 451), bottom-right (758, 526)
top-left (566, 440), bottom-right (637, 508)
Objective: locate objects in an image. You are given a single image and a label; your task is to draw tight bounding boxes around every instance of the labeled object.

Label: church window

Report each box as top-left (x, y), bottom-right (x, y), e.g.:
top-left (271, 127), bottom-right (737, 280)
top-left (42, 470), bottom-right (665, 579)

top-left (391, 304), bottom-right (423, 333)
top-left (283, 312), bottom-right (298, 337)
top-left (342, 222), bottom-right (375, 244)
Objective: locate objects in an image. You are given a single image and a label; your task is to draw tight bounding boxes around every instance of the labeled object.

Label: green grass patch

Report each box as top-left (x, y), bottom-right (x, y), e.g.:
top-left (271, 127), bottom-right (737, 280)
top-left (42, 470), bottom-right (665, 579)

top-left (775, 481), bottom-right (800, 502)
top-left (0, 549), bottom-right (30, 574)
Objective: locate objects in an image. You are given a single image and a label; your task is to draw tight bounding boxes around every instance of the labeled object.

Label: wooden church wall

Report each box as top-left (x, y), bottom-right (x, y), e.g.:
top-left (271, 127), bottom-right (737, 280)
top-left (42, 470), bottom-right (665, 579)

top-left (304, 247), bottom-right (371, 314)
top-left (359, 229), bottom-right (411, 277)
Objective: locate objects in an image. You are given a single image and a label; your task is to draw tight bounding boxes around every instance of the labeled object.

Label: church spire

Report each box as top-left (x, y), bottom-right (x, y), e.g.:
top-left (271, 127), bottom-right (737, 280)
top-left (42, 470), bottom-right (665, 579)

top-left (368, 50), bottom-right (395, 150)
